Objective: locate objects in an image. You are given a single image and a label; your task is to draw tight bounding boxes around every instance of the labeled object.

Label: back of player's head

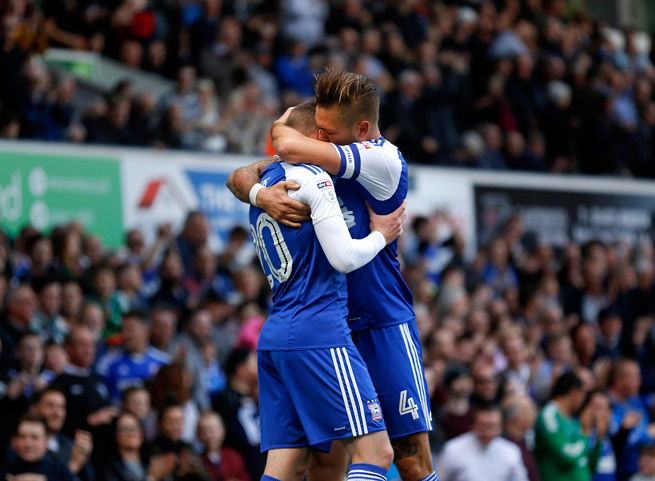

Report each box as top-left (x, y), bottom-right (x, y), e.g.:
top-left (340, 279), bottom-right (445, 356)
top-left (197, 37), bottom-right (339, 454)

top-left (314, 68), bottom-right (379, 128)
top-left (286, 100), bottom-right (317, 137)
top-left (551, 372), bottom-right (582, 398)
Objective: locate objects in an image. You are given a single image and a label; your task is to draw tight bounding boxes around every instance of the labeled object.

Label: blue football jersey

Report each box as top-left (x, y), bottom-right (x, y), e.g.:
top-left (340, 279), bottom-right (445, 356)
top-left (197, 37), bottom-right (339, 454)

top-left (251, 162), bottom-right (354, 351)
top-left (96, 347), bottom-right (170, 402)
top-left (331, 137), bottom-right (415, 331)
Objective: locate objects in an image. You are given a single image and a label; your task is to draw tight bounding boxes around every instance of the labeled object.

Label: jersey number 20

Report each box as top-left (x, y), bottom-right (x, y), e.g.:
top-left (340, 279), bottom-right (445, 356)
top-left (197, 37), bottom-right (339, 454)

top-left (399, 390), bottom-right (419, 419)
top-left (251, 213), bottom-right (293, 288)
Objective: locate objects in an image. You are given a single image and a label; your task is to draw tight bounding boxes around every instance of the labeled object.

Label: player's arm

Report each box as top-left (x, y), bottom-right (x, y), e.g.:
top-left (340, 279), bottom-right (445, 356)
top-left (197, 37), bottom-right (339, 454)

top-left (225, 156), bottom-right (311, 228)
top-left (297, 172), bottom-right (405, 274)
top-left (271, 113), bottom-right (342, 175)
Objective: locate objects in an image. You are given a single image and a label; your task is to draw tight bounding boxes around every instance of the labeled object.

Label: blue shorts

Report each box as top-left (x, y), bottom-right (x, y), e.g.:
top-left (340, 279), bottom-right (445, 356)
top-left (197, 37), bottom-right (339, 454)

top-left (258, 347), bottom-right (386, 452)
top-left (352, 321), bottom-right (432, 440)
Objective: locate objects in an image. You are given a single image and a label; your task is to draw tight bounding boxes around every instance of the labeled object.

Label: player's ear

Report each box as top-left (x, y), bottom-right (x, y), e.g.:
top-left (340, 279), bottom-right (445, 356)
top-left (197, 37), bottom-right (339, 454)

top-left (354, 120), bottom-right (369, 140)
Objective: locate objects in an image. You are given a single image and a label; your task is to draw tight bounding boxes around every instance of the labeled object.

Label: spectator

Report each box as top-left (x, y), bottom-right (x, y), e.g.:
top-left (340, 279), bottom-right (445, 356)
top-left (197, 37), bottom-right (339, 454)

top-left (441, 404), bottom-right (529, 481)
top-left (438, 366), bottom-right (474, 441)
top-left (0, 284), bottom-right (38, 369)
top-left (26, 387), bottom-right (94, 479)
top-left (534, 372), bottom-right (607, 481)
top-left (197, 411), bottom-right (251, 481)
top-left (608, 359), bottom-right (655, 481)
top-left (2, 414), bottom-right (76, 480)
top-left (101, 411), bottom-right (175, 481)
top-left (57, 324), bottom-right (113, 438)
top-left (585, 391), bottom-right (617, 481)
top-left (503, 395), bottom-right (541, 481)
top-left (212, 348), bottom-right (264, 481)
top-left (630, 446), bottom-right (655, 481)
top-left (122, 386), bottom-right (156, 440)
top-left (96, 311), bottom-right (170, 403)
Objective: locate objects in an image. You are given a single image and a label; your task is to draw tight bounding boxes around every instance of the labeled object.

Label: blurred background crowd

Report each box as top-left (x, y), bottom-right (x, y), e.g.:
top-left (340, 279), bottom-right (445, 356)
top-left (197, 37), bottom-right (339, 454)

top-left (1, 206), bottom-right (655, 481)
top-left (3, 0), bottom-right (655, 480)
top-left (2, 0), bottom-right (655, 175)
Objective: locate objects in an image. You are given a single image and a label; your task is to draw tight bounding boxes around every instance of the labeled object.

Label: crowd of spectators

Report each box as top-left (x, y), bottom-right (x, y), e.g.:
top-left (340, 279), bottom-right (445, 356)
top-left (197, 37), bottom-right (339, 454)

top-left (2, 0), bottom-right (655, 175)
top-left (1, 203), bottom-right (655, 480)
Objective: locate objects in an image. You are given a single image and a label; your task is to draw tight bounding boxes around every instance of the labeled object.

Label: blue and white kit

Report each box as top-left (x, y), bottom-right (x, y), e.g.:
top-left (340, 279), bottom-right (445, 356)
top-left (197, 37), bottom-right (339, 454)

top-left (251, 161), bottom-right (387, 452)
top-left (332, 137), bottom-right (432, 439)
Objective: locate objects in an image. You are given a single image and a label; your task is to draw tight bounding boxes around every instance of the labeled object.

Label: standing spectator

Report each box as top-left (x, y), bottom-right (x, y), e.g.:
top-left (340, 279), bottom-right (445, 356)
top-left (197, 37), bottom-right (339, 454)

top-left (122, 386), bottom-right (156, 440)
top-left (534, 373), bottom-right (606, 481)
top-left (57, 325), bottom-right (114, 438)
top-left (176, 211), bottom-right (210, 273)
top-left (0, 284), bottom-right (37, 370)
top-left (149, 305), bottom-right (178, 356)
top-left (27, 387), bottom-right (94, 480)
top-left (504, 395), bottom-right (541, 481)
top-left (197, 411), bottom-right (251, 481)
top-left (96, 311), bottom-right (170, 403)
top-left (2, 414), bottom-right (75, 481)
top-left (608, 359), bottom-right (655, 481)
top-left (499, 334), bottom-right (532, 395)
top-left (158, 66), bottom-right (203, 149)
top-left (33, 277), bottom-right (68, 345)
top-left (439, 366), bottom-right (474, 441)
top-left (585, 391), bottom-right (617, 481)
top-left (441, 404), bottom-right (529, 481)
top-left (212, 348), bottom-right (264, 481)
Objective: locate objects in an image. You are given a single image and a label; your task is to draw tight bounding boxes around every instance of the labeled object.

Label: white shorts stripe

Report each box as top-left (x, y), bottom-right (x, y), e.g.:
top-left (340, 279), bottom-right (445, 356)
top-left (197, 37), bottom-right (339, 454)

top-left (403, 323), bottom-right (430, 428)
top-left (331, 348), bottom-right (357, 437)
top-left (336, 347), bottom-right (363, 436)
top-left (405, 324), bottom-right (432, 429)
top-left (399, 324), bottom-right (428, 429)
top-left (341, 347), bottom-right (368, 435)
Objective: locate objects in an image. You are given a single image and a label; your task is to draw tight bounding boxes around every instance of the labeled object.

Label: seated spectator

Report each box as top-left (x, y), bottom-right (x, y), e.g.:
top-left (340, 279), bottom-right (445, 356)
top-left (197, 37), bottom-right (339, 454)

top-left (101, 411), bottom-right (175, 481)
top-left (87, 264), bottom-right (128, 340)
top-left (439, 366), bottom-right (474, 441)
top-left (630, 446), bottom-right (655, 481)
top-left (498, 333), bottom-right (532, 395)
top-left (531, 332), bottom-right (573, 405)
top-left (0, 284), bottom-right (38, 370)
top-left (197, 411), bottom-right (250, 481)
top-left (596, 308), bottom-right (623, 360)
top-left (441, 404), bottom-right (529, 481)
top-left (2, 414), bottom-right (76, 480)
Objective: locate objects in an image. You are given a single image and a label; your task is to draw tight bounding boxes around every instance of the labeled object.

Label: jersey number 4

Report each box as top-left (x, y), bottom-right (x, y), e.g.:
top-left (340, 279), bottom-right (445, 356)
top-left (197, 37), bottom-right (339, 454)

top-left (251, 213), bottom-right (293, 288)
top-left (399, 390), bottom-right (419, 419)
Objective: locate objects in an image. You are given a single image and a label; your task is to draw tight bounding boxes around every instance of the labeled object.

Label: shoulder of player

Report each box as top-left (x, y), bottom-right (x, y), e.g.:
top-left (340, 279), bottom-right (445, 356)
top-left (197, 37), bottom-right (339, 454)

top-left (281, 162), bottom-right (329, 186)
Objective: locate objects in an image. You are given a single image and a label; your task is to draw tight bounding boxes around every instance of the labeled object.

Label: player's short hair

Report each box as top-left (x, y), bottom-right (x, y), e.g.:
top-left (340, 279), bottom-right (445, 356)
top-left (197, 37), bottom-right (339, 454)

top-left (286, 100), bottom-right (317, 137)
top-left (314, 68), bottom-right (379, 129)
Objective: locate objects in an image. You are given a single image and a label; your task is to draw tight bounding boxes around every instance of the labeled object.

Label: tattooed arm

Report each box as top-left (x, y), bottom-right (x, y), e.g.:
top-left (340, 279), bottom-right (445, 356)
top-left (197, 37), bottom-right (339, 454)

top-left (226, 156), bottom-right (311, 228)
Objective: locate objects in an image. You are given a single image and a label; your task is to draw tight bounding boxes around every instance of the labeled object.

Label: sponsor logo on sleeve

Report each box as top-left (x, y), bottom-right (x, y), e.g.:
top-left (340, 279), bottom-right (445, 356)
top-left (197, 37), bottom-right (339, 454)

top-left (317, 180), bottom-right (337, 202)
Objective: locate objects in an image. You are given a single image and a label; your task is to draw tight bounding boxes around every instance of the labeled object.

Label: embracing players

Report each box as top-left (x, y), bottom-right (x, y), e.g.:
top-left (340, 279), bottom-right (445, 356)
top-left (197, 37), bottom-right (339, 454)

top-left (233, 102), bottom-right (407, 481)
top-left (229, 69), bottom-right (436, 481)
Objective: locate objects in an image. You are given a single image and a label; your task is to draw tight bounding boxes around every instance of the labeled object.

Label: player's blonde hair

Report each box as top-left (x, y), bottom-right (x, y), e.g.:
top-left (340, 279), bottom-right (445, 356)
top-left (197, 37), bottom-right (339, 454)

top-left (314, 68), bottom-right (379, 129)
top-left (286, 100), bottom-right (317, 136)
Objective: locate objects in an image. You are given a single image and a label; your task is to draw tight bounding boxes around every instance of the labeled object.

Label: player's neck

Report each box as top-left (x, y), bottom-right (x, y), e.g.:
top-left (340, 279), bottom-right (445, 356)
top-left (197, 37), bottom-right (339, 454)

top-left (364, 126), bottom-right (381, 141)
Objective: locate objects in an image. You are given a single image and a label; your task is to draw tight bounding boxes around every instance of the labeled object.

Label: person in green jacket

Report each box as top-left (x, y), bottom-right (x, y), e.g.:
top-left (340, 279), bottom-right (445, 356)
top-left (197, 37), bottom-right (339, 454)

top-left (535, 372), bottom-right (609, 481)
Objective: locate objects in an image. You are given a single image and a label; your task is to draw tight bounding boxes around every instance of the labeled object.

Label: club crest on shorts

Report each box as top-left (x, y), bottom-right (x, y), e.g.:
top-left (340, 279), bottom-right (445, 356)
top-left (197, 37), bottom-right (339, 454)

top-left (368, 402), bottom-right (382, 422)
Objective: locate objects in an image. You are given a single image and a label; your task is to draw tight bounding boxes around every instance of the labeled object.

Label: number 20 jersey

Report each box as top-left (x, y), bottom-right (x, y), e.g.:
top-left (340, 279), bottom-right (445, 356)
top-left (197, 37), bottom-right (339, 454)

top-left (250, 161), bottom-right (354, 351)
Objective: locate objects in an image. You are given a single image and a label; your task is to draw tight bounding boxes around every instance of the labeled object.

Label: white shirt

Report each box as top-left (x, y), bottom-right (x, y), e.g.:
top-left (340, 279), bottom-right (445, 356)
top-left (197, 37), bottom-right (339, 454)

top-left (441, 432), bottom-right (529, 481)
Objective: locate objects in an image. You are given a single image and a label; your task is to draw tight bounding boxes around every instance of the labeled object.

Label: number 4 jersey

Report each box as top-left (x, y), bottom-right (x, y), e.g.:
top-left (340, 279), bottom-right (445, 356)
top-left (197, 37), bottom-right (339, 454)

top-left (251, 162), bottom-right (378, 351)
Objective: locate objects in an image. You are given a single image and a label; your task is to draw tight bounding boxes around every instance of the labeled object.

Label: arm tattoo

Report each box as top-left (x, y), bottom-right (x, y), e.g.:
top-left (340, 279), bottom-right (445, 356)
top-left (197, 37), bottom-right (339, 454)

top-left (226, 156), bottom-right (278, 204)
top-left (391, 436), bottom-right (419, 461)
